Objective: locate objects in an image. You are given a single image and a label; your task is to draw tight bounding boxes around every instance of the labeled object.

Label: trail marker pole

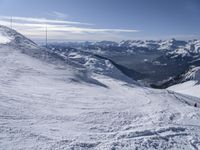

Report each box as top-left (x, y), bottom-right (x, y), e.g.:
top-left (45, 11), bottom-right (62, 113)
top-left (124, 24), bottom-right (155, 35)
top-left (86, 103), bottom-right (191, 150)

top-left (11, 16), bottom-right (13, 29)
top-left (45, 25), bottom-right (48, 48)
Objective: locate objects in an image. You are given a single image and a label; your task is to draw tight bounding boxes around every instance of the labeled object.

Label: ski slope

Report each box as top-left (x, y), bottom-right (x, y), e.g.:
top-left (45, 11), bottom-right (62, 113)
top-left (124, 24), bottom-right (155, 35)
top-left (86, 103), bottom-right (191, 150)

top-left (169, 67), bottom-right (200, 98)
top-left (169, 81), bottom-right (200, 98)
top-left (1, 26), bottom-right (200, 149)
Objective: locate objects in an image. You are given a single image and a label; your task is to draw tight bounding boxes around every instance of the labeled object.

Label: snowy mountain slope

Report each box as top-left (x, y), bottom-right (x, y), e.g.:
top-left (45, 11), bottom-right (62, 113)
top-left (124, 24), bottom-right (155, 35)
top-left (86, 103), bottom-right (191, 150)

top-left (1, 26), bottom-right (200, 149)
top-left (0, 25), bottom-right (38, 48)
top-left (168, 81), bottom-right (200, 98)
top-left (0, 25), bottom-right (76, 67)
top-left (50, 47), bottom-right (137, 84)
top-left (0, 33), bottom-right (11, 44)
top-left (168, 67), bottom-right (200, 98)
top-left (179, 66), bottom-right (200, 82)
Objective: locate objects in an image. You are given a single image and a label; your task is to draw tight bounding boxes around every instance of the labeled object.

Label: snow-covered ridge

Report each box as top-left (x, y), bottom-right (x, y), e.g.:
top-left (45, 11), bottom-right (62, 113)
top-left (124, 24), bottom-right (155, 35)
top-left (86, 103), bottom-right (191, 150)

top-left (0, 25), bottom-right (78, 67)
top-left (0, 25), bottom-right (38, 48)
top-left (182, 66), bottom-right (200, 82)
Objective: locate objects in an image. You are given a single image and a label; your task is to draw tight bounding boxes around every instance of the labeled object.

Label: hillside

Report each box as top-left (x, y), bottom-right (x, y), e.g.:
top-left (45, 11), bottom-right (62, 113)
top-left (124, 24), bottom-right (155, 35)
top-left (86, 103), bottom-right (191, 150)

top-left (1, 26), bottom-right (200, 149)
top-left (169, 67), bottom-right (200, 98)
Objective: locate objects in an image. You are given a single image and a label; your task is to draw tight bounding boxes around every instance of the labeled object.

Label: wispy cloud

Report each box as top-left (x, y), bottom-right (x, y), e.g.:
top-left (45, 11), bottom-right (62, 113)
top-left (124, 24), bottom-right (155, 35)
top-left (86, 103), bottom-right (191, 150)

top-left (0, 16), bottom-right (92, 25)
top-left (0, 16), bottom-right (140, 41)
top-left (51, 11), bottom-right (68, 19)
top-left (47, 26), bottom-right (139, 33)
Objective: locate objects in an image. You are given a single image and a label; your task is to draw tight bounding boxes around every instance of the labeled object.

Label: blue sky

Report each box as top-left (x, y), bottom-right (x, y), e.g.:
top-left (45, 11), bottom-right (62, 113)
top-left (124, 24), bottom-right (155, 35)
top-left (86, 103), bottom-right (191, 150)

top-left (0, 0), bottom-right (200, 41)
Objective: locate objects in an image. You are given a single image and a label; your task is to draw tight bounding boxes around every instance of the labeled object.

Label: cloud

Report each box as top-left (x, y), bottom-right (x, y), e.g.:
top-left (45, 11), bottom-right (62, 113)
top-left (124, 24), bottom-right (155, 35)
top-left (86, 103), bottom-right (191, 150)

top-left (51, 11), bottom-right (68, 19)
top-left (0, 19), bottom-right (139, 33)
top-left (48, 26), bottom-right (139, 33)
top-left (0, 15), bottom-right (140, 41)
top-left (0, 16), bottom-right (92, 25)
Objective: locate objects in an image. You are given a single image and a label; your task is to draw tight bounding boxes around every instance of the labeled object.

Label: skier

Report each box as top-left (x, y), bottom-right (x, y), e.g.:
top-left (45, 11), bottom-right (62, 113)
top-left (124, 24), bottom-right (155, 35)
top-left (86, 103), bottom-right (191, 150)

top-left (194, 103), bottom-right (197, 107)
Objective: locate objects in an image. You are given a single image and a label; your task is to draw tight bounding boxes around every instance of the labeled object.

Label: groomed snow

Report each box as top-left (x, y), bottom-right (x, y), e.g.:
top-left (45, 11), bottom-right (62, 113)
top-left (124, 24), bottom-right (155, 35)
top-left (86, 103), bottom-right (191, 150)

top-left (169, 67), bottom-right (200, 98)
top-left (169, 81), bottom-right (200, 98)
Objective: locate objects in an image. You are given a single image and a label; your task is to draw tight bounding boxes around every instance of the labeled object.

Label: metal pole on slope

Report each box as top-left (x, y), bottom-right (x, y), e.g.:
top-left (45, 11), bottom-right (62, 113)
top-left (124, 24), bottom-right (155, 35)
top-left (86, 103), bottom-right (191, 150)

top-left (45, 24), bottom-right (48, 48)
top-left (11, 16), bottom-right (12, 29)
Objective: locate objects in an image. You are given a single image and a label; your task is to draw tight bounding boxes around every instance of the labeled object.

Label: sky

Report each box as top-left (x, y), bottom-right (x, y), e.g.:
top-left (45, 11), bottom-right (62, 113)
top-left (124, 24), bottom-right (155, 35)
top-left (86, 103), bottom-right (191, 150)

top-left (0, 0), bottom-right (200, 42)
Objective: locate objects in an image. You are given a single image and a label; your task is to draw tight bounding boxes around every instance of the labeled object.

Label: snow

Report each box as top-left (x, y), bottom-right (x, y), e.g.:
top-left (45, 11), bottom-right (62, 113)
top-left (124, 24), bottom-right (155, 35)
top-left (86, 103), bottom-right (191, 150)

top-left (0, 33), bottom-right (11, 44)
top-left (52, 47), bottom-right (136, 84)
top-left (168, 81), bottom-right (200, 98)
top-left (183, 67), bottom-right (200, 81)
top-left (169, 67), bottom-right (200, 98)
top-left (1, 26), bottom-right (200, 149)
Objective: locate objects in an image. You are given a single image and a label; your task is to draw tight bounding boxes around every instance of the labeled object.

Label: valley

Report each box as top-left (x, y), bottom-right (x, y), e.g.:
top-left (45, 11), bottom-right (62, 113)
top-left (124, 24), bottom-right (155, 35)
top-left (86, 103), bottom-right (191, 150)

top-left (48, 39), bottom-right (200, 88)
